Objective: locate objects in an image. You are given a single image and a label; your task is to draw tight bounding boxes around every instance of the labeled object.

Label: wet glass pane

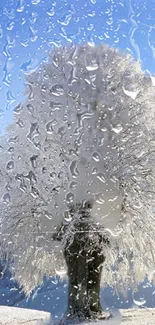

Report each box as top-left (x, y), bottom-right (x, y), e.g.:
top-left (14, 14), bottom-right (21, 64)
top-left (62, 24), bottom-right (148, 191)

top-left (0, 0), bottom-right (155, 324)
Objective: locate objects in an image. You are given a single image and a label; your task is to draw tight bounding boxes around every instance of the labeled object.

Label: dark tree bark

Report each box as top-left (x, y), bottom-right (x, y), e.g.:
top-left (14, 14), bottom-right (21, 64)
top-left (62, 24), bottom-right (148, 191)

top-left (63, 221), bottom-right (110, 322)
top-left (54, 202), bottom-right (111, 323)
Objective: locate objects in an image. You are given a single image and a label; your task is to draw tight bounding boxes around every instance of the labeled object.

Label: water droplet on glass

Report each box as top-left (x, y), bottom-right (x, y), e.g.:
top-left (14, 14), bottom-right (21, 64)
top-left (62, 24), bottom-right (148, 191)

top-left (6, 161), bottom-right (14, 170)
top-left (112, 124), bottom-right (123, 134)
top-left (26, 83), bottom-right (34, 100)
top-left (30, 155), bottom-right (38, 168)
top-left (45, 212), bottom-right (53, 220)
top-left (47, 7), bottom-right (55, 17)
top-left (133, 298), bottom-right (146, 307)
top-left (58, 13), bottom-right (72, 26)
top-left (31, 0), bottom-right (40, 4)
top-left (3, 193), bottom-right (11, 204)
top-left (16, 2), bottom-right (25, 13)
top-left (92, 152), bottom-right (100, 162)
top-left (66, 192), bottom-right (74, 204)
top-left (27, 123), bottom-right (39, 141)
top-left (46, 120), bottom-right (55, 134)
top-left (123, 87), bottom-right (139, 100)
top-left (7, 21), bottom-right (14, 31)
top-left (86, 63), bottom-right (98, 71)
top-left (8, 136), bottom-right (18, 144)
top-left (30, 186), bottom-right (39, 198)
top-left (20, 180), bottom-right (27, 192)
top-left (50, 101), bottom-right (62, 112)
top-left (91, 167), bottom-right (97, 175)
top-left (50, 171), bottom-right (57, 178)
top-left (27, 171), bottom-right (37, 185)
top-left (5, 182), bottom-right (12, 191)
top-left (0, 25), bottom-right (3, 38)
top-left (27, 103), bottom-right (34, 115)
top-left (8, 147), bottom-right (14, 153)
top-left (50, 84), bottom-right (64, 96)
top-left (70, 160), bottom-right (79, 178)
top-left (97, 172), bottom-right (106, 183)
top-left (16, 119), bottom-right (25, 128)
top-left (58, 126), bottom-right (65, 137)
top-left (13, 103), bottom-right (23, 114)
top-left (69, 181), bottom-right (77, 189)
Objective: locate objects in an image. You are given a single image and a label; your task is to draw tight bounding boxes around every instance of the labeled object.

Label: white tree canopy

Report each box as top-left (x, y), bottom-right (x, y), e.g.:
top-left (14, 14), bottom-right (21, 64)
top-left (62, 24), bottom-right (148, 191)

top-left (0, 43), bottom-right (155, 295)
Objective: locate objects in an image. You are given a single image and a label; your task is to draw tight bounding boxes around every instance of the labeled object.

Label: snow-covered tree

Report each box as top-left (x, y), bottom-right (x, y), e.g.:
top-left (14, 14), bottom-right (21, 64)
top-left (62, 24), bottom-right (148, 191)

top-left (0, 43), bottom-right (155, 321)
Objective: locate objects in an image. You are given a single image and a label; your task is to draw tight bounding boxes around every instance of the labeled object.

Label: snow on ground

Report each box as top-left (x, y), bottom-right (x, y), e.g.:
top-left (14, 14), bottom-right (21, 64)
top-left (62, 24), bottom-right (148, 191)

top-left (0, 306), bottom-right (51, 325)
top-left (0, 306), bottom-right (155, 325)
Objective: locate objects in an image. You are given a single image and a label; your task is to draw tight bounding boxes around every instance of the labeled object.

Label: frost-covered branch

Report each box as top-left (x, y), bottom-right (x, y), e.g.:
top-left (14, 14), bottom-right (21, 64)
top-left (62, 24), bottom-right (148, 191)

top-left (0, 43), bottom-right (155, 295)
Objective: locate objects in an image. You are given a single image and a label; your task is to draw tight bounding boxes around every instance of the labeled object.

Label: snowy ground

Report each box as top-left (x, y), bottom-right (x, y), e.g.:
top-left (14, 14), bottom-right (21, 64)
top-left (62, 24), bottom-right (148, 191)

top-left (0, 306), bottom-right (51, 325)
top-left (0, 306), bottom-right (155, 325)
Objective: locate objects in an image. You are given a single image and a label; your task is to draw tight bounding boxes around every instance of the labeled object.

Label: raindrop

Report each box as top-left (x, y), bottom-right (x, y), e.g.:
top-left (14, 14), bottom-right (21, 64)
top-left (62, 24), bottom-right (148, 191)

top-left (26, 83), bottom-right (34, 100)
top-left (45, 212), bottom-right (53, 220)
top-left (50, 84), bottom-right (64, 96)
top-left (41, 84), bottom-right (46, 92)
top-left (19, 181), bottom-right (27, 193)
top-left (8, 136), bottom-right (18, 144)
top-left (86, 63), bottom-right (98, 71)
top-left (70, 160), bottom-right (79, 178)
top-left (7, 21), bottom-right (14, 31)
top-left (13, 103), bottom-right (23, 114)
top-left (30, 155), bottom-right (38, 168)
top-left (46, 120), bottom-right (56, 134)
top-left (47, 7), bottom-right (55, 17)
top-left (0, 25), bottom-right (3, 38)
top-left (29, 12), bottom-right (38, 24)
top-left (27, 171), bottom-right (37, 185)
top-left (8, 147), bottom-right (14, 153)
top-left (30, 186), bottom-right (39, 198)
top-left (66, 192), bottom-right (74, 204)
top-left (50, 101), bottom-right (62, 111)
top-left (69, 181), bottom-right (77, 189)
top-left (5, 183), bottom-right (12, 191)
top-left (108, 196), bottom-right (118, 202)
top-left (6, 161), bottom-right (14, 171)
top-left (97, 172), bottom-right (106, 183)
top-left (92, 152), bottom-right (100, 162)
top-left (96, 197), bottom-right (105, 205)
top-left (27, 123), bottom-right (39, 141)
top-left (58, 13), bottom-right (72, 26)
top-left (91, 167), bottom-right (97, 175)
top-left (111, 124), bottom-right (123, 134)
top-left (32, 0), bottom-right (41, 4)
top-left (133, 297), bottom-right (146, 307)
top-left (27, 103), bottom-right (34, 115)
top-left (16, 0), bottom-right (25, 13)
top-left (58, 126), bottom-right (65, 137)
top-left (123, 87), bottom-right (139, 100)
top-left (3, 193), bottom-right (11, 204)
top-left (16, 119), bottom-right (25, 128)
top-left (50, 171), bottom-right (57, 178)
top-left (85, 53), bottom-right (98, 71)
top-left (42, 167), bottom-right (47, 174)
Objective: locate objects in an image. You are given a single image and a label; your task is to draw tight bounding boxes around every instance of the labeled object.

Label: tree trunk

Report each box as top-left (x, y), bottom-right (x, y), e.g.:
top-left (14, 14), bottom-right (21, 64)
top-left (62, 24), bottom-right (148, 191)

top-left (63, 219), bottom-right (110, 322)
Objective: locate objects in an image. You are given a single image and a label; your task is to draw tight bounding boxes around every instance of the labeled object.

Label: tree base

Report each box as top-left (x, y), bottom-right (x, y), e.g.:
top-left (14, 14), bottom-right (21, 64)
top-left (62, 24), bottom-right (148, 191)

top-left (57, 310), bottom-right (112, 324)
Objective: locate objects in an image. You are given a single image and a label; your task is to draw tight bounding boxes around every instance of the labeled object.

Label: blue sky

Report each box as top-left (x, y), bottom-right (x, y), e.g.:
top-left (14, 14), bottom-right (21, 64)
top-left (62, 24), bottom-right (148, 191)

top-left (0, 0), bottom-right (155, 134)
